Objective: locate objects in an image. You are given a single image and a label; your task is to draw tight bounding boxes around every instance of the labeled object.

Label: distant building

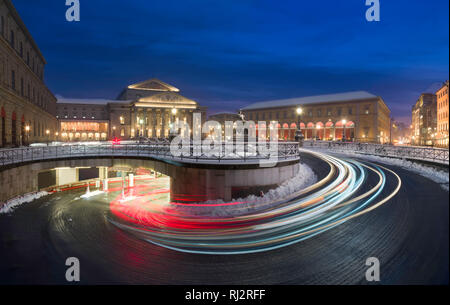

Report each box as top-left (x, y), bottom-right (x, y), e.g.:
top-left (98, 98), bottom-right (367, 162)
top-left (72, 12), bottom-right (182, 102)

top-left (240, 91), bottom-right (391, 143)
top-left (391, 121), bottom-right (411, 145)
top-left (206, 112), bottom-right (242, 140)
top-left (56, 78), bottom-right (207, 141)
top-left (0, 0), bottom-right (58, 147)
top-left (411, 93), bottom-right (437, 146)
top-left (207, 112), bottom-right (241, 127)
top-left (436, 81), bottom-right (449, 148)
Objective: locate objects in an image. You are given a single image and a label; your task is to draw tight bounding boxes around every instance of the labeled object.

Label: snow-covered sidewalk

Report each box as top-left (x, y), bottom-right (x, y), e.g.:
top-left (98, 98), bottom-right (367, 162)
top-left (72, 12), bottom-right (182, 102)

top-left (0, 191), bottom-right (50, 214)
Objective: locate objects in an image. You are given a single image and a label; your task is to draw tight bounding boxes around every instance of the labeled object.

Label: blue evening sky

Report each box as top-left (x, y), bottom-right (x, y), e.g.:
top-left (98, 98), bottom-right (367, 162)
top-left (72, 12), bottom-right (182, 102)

top-left (12, 0), bottom-right (449, 123)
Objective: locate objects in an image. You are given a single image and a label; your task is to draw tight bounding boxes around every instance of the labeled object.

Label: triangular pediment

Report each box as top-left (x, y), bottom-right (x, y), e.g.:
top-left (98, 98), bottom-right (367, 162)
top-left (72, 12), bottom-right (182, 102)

top-left (134, 92), bottom-right (198, 109)
top-left (128, 78), bottom-right (179, 92)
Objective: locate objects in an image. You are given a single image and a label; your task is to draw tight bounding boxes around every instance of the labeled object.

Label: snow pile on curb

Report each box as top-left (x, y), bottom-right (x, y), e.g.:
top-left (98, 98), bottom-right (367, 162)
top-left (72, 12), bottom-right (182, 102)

top-left (0, 191), bottom-right (50, 214)
top-left (310, 148), bottom-right (449, 192)
top-left (80, 190), bottom-right (104, 198)
top-left (167, 163), bottom-right (317, 217)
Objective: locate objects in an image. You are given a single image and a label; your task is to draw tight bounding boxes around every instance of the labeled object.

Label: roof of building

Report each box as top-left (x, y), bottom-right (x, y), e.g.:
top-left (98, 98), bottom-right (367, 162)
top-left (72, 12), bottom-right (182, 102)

top-left (437, 80), bottom-right (449, 92)
top-left (127, 78), bottom-right (180, 92)
top-left (209, 112), bottom-right (240, 116)
top-left (240, 91), bottom-right (379, 111)
top-left (56, 98), bottom-right (131, 106)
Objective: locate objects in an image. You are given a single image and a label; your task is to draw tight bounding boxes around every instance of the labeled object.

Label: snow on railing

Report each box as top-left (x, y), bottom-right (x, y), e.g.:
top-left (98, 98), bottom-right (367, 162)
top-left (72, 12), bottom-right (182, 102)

top-left (303, 140), bottom-right (449, 165)
top-left (0, 142), bottom-right (300, 167)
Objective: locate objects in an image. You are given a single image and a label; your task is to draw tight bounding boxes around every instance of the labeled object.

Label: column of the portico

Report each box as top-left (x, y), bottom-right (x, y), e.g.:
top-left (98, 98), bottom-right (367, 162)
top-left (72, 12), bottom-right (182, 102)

top-left (147, 109), bottom-right (152, 138)
top-left (130, 107), bottom-right (135, 139)
top-left (155, 110), bottom-right (160, 138)
top-left (138, 109), bottom-right (143, 137)
top-left (143, 108), bottom-right (147, 137)
top-left (164, 110), bottom-right (169, 138)
top-left (152, 110), bottom-right (157, 138)
top-left (135, 109), bottom-right (140, 137)
top-left (132, 108), bottom-right (137, 138)
top-left (161, 110), bottom-right (166, 138)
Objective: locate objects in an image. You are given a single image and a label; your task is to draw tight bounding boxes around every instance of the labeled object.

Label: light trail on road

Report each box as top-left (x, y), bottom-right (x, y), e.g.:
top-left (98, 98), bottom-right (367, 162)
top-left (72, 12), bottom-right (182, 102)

top-left (108, 151), bottom-right (402, 254)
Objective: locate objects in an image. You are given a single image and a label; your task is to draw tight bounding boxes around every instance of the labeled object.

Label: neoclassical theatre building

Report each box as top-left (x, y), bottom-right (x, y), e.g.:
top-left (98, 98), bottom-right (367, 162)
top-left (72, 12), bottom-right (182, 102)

top-left (56, 78), bottom-right (207, 141)
top-left (0, 0), bottom-right (58, 147)
top-left (240, 91), bottom-right (391, 143)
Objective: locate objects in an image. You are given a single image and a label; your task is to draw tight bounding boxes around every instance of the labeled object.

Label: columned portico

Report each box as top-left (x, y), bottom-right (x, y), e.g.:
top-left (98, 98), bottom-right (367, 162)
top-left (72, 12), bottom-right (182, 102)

top-left (56, 78), bottom-right (207, 141)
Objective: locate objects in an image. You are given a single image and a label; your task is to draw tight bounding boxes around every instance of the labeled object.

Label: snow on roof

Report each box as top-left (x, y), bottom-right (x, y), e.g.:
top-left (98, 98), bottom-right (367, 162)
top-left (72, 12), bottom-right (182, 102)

top-left (56, 98), bottom-right (131, 105)
top-left (240, 91), bottom-right (378, 111)
top-left (209, 112), bottom-right (240, 116)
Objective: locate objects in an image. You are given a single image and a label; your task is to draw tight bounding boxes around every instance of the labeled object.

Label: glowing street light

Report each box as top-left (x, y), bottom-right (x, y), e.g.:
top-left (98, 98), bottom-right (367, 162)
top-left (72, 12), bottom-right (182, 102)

top-left (169, 108), bottom-right (178, 140)
top-left (295, 106), bottom-right (304, 145)
top-left (25, 125), bottom-right (30, 145)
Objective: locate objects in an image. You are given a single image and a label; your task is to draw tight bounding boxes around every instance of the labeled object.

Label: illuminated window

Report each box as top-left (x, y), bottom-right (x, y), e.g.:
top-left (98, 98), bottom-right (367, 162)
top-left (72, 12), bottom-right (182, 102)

top-left (119, 116), bottom-right (125, 124)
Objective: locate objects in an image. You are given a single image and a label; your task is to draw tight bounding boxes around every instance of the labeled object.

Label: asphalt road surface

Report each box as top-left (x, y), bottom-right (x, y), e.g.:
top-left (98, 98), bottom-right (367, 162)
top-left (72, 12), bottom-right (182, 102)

top-left (0, 154), bottom-right (448, 285)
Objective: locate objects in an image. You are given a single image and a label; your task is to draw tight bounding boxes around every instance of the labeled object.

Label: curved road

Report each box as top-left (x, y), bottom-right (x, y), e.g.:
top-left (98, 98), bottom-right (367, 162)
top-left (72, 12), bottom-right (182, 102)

top-left (0, 152), bottom-right (448, 284)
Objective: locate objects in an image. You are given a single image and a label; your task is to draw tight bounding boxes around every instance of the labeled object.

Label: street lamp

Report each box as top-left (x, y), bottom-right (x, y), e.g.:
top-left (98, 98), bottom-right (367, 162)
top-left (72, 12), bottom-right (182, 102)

top-left (342, 119), bottom-right (347, 142)
top-left (169, 108), bottom-right (178, 141)
top-left (46, 129), bottom-right (50, 146)
top-left (139, 118), bottom-right (144, 137)
top-left (25, 125), bottom-right (30, 146)
top-left (295, 107), bottom-right (304, 145)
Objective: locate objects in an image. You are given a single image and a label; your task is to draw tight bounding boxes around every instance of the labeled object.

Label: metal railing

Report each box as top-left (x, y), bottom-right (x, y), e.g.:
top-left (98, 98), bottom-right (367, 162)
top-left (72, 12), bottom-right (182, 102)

top-left (0, 142), bottom-right (300, 167)
top-left (303, 140), bottom-right (449, 165)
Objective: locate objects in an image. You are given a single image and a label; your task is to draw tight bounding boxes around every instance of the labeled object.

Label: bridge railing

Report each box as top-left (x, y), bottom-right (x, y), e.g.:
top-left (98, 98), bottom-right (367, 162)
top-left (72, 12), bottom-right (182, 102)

top-left (0, 142), bottom-right (300, 167)
top-left (303, 140), bottom-right (449, 165)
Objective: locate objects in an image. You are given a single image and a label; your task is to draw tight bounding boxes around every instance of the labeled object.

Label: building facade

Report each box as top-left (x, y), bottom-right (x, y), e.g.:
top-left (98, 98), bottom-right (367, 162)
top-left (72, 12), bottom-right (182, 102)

top-left (411, 93), bottom-right (437, 146)
top-left (391, 121), bottom-right (411, 145)
top-left (56, 78), bottom-right (207, 141)
top-left (436, 81), bottom-right (449, 148)
top-left (0, 0), bottom-right (57, 147)
top-left (240, 91), bottom-right (391, 143)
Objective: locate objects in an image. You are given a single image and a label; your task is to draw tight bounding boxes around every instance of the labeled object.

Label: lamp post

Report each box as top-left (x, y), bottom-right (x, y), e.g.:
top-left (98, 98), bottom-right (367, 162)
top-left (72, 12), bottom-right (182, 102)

top-left (295, 107), bottom-right (304, 146)
top-left (139, 118), bottom-right (144, 137)
top-left (169, 107), bottom-right (177, 141)
top-left (46, 129), bottom-right (50, 146)
top-left (342, 119), bottom-right (347, 142)
top-left (25, 125), bottom-right (30, 146)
